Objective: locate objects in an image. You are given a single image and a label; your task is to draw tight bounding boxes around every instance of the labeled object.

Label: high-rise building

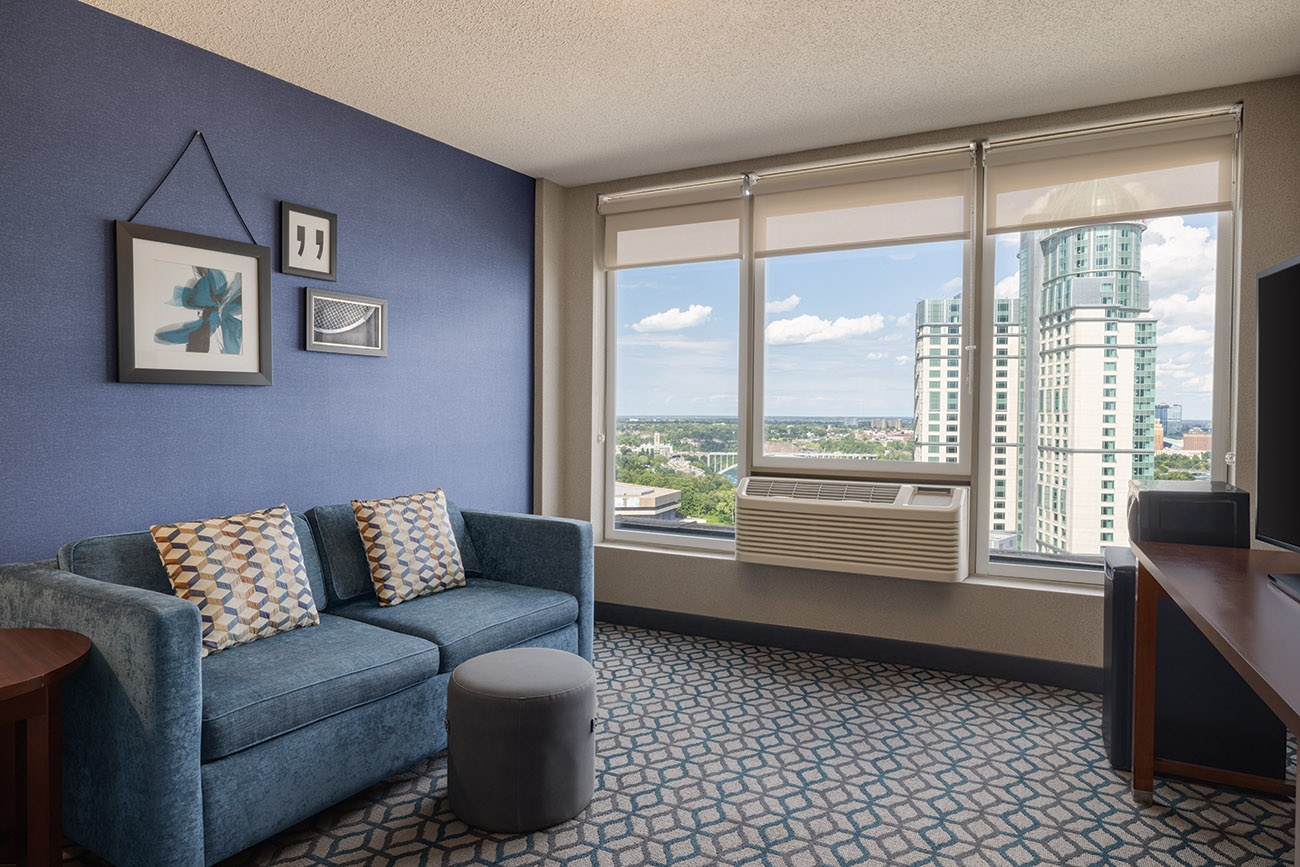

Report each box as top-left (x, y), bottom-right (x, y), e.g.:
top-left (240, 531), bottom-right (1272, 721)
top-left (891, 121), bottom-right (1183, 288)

top-left (990, 297), bottom-right (1024, 540)
top-left (911, 296), bottom-right (1024, 538)
top-left (1016, 183), bottom-right (1156, 556)
top-left (1155, 403), bottom-right (1183, 436)
top-left (912, 180), bottom-right (1158, 557)
top-left (912, 297), bottom-right (963, 464)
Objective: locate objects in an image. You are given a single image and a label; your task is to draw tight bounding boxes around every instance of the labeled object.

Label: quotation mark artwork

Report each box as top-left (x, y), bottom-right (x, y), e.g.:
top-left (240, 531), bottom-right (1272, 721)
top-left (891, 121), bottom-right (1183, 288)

top-left (297, 225), bottom-right (326, 263)
top-left (281, 202), bottom-right (337, 281)
top-left (154, 266), bottom-right (242, 354)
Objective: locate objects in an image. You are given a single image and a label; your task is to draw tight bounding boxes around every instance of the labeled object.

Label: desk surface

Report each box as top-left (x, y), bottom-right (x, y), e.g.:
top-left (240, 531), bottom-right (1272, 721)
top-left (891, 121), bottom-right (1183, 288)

top-left (1131, 541), bottom-right (1300, 734)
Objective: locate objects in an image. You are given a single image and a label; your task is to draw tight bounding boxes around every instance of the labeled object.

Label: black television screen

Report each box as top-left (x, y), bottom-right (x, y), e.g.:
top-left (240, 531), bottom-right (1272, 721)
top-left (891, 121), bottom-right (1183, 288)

top-left (1256, 253), bottom-right (1300, 551)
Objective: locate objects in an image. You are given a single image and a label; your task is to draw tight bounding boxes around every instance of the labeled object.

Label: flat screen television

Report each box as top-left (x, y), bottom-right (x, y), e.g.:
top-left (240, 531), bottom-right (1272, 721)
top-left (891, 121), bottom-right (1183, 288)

top-left (1255, 253), bottom-right (1300, 553)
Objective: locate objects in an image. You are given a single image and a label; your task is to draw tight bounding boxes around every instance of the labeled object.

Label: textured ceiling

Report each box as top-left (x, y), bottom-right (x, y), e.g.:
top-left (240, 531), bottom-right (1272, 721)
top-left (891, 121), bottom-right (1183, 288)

top-left (83, 1), bottom-right (1300, 187)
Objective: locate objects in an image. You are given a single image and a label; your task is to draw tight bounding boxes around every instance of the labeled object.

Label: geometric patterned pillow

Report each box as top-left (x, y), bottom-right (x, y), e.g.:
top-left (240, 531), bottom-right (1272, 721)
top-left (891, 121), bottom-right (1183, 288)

top-left (351, 489), bottom-right (466, 607)
top-left (151, 505), bottom-right (320, 657)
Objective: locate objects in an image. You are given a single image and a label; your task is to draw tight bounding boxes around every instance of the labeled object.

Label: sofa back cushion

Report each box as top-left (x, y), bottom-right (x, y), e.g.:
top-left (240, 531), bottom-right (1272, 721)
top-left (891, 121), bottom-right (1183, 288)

top-left (306, 497), bottom-right (480, 606)
top-left (57, 512), bottom-right (329, 610)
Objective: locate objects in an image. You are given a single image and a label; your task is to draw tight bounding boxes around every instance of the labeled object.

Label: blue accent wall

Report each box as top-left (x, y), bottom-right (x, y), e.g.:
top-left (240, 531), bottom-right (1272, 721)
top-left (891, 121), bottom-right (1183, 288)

top-left (0, 0), bottom-right (535, 562)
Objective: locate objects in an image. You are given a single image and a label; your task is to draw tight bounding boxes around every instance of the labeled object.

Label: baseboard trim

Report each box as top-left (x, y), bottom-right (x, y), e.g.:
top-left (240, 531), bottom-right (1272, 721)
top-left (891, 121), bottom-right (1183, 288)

top-left (595, 602), bottom-right (1103, 693)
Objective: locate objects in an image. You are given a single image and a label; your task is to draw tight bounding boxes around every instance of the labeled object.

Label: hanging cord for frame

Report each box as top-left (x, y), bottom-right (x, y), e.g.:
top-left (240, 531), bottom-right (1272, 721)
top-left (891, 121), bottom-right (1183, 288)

top-left (128, 130), bottom-right (258, 245)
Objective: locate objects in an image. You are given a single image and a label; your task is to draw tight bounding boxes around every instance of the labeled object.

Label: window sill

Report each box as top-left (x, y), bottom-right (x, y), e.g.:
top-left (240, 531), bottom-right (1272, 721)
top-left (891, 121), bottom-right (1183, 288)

top-left (596, 540), bottom-right (1106, 596)
top-left (597, 538), bottom-right (735, 560)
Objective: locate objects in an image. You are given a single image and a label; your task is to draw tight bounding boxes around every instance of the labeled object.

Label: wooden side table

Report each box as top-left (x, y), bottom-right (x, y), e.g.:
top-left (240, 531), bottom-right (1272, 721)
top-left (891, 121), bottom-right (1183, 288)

top-left (0, 629), bottom-right (91, 867)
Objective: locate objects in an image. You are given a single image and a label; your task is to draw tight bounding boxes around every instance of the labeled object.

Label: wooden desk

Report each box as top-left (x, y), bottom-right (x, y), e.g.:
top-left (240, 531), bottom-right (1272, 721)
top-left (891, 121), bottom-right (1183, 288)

top-left (1131, 542), bottom-right (1300, 863)
top-left (0, 629), bottom-right (91, 867)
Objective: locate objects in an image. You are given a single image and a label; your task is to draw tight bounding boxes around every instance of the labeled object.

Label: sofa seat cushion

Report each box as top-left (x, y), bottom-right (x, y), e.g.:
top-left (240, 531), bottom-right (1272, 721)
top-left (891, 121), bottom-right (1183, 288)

top-left (330, 578), bottom-right (578, 673)
top-left (201, 613), bottom-right (439, 761)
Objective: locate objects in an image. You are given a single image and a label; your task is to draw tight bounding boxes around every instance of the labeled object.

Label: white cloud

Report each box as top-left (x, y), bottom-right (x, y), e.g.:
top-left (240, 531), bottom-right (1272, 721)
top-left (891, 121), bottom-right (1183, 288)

top-left (618, 334), bottom-right (731, 353)
top-left (888, 251), bottom-right (917, 261)
top-left (866, 352), bottom-right (887, 361)
top-left (994, 273), bottom-right (1019, 299)
top-left (1142, 217), bottom-right (1217, 304)
top-left (1160, 325), bottom-right (1213, 346)
top-left (631, 304), bottom-right (712, 332)
top-left (1149, 291), bottom-right (1215, 328)
top-left (1167, 349), bottom-right (1207, 366)
top-left (894, 354), bottom-right (912, 366)
top-left (766, 313), bottom-right (886, 345)
top-left (940, 277), bottom-right (963, 294)
top-left (892, 312), bottom-right (914, 327)
top-left (765, 294), bottom-right (801, 313)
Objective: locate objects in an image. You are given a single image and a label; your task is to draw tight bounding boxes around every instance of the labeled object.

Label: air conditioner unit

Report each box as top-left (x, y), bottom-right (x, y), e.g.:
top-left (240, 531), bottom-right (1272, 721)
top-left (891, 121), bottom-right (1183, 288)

top-left (735, 477), bottom-right (969, 582)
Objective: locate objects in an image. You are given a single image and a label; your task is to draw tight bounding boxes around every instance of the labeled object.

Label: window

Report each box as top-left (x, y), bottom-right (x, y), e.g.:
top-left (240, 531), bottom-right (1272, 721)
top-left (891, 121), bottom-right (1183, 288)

top-left (752, 149), bottom-right (972, 474)
top-left (602, 182), bottom-right (744, 545)
top-left (599, 109), bottom-right (1237, 574)
top-left (980, 109), bottom-right (1235, 571)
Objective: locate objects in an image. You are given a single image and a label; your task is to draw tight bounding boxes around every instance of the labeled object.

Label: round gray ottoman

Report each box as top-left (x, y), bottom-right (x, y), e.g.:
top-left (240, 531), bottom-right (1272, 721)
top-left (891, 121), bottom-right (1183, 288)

top-left (447, 647), bottom-right (597, 832)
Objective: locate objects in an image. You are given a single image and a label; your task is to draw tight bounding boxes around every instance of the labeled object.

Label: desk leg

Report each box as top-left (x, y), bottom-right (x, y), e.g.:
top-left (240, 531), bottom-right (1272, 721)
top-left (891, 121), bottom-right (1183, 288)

top-left (1133, 561), bottom-right (1158, 804)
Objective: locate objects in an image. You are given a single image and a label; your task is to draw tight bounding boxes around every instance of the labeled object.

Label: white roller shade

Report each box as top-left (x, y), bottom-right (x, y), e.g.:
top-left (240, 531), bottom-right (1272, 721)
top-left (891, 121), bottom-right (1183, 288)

top-left (598, 178), bottom-right (744, 215)
top-left (985, 112), bottom-right (1237, 234)
top-left (603, 199), bottom-right (742, 269)
top-left (751, 150), bottom-right (972, 257)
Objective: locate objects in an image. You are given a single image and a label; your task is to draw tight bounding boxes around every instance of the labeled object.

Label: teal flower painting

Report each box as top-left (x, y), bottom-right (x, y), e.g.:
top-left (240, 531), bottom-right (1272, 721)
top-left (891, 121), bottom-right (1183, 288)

top-left (154, 266), bottom-right (242, 354)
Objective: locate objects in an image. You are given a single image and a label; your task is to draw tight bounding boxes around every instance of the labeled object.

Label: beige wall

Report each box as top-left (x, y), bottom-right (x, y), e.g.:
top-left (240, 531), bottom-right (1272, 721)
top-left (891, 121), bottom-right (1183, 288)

top-left (537, 76), bottom-right (1300, 667)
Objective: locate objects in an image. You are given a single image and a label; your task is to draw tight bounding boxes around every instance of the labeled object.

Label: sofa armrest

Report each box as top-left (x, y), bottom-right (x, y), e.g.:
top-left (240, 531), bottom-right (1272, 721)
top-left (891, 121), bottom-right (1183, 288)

top-left (460, 511), bottom-right (594, 662)
top-left (0, 564), bottom-right (205, 867)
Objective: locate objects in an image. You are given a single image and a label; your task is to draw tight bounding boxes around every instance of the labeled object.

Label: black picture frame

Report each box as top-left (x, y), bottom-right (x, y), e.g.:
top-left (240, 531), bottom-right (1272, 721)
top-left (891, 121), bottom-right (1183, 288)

top-left (305, 287), bottom-right (388, 357)
top-left (116, 220), bottom-right (273, 385)
top-left (281, 201), bottom-right (338, 281)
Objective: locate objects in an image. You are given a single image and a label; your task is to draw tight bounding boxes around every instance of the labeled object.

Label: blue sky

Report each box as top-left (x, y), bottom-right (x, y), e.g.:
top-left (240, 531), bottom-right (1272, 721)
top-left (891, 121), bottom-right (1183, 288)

top-left (615, 213), bottom-right (1220, 420)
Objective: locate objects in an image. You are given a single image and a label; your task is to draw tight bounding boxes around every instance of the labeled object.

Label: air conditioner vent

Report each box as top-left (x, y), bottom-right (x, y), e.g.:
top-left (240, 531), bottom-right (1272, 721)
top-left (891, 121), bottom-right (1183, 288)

top-left (744, 478), bottom-right (900, 504)
top-left (736, 476), bottom-right (968, 582)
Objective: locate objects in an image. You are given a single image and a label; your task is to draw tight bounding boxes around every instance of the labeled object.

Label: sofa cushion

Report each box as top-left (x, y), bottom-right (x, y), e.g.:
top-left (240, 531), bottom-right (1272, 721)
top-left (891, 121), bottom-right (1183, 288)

top-left (306, 499), bottom-right (480, 606)
top-left (57, 512), bottom-right (330, 611)
top-left (329, 578), bottom-right (578, 673)
top-left (352, 489), bottom-right (466, 606)
top-left (152, 505), bottom-right (320, 656)
top-left (200, 612), bottom-right (439, 761)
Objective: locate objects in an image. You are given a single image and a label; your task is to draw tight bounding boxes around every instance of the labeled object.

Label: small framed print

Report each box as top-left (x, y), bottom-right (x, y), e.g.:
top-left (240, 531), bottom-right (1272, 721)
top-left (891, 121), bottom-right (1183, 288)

top-left (306, 287), bottom-right (387, 356)
top-left (116, 220), bottom-right (272, 385)
top-left (281, 202), bottom-right (337, 281)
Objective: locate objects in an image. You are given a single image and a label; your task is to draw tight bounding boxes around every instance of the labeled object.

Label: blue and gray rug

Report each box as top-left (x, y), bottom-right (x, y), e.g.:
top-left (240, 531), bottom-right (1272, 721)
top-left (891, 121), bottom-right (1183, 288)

top-left (70, 622), bottom-right (1296, 866)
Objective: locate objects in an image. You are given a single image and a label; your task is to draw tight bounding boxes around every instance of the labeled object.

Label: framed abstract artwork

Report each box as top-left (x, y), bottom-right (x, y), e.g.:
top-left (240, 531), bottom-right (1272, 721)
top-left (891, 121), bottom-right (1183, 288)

top-left (305, 287), bottom-right (387, 357)
top-left (115, 220), bottom-right (273, 385)
top-left (281, 201), bottom-right (337, 281)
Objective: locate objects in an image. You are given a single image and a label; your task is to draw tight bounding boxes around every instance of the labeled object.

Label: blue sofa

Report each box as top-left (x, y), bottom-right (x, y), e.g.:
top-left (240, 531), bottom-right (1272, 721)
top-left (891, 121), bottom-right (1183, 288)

top-left (0, 501), bottom-right (593, 867)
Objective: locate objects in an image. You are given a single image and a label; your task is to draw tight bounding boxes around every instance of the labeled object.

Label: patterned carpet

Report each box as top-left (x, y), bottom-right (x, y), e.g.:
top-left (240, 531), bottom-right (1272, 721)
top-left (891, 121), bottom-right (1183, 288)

top-left (67, 622), bottom-right (1295, 866)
